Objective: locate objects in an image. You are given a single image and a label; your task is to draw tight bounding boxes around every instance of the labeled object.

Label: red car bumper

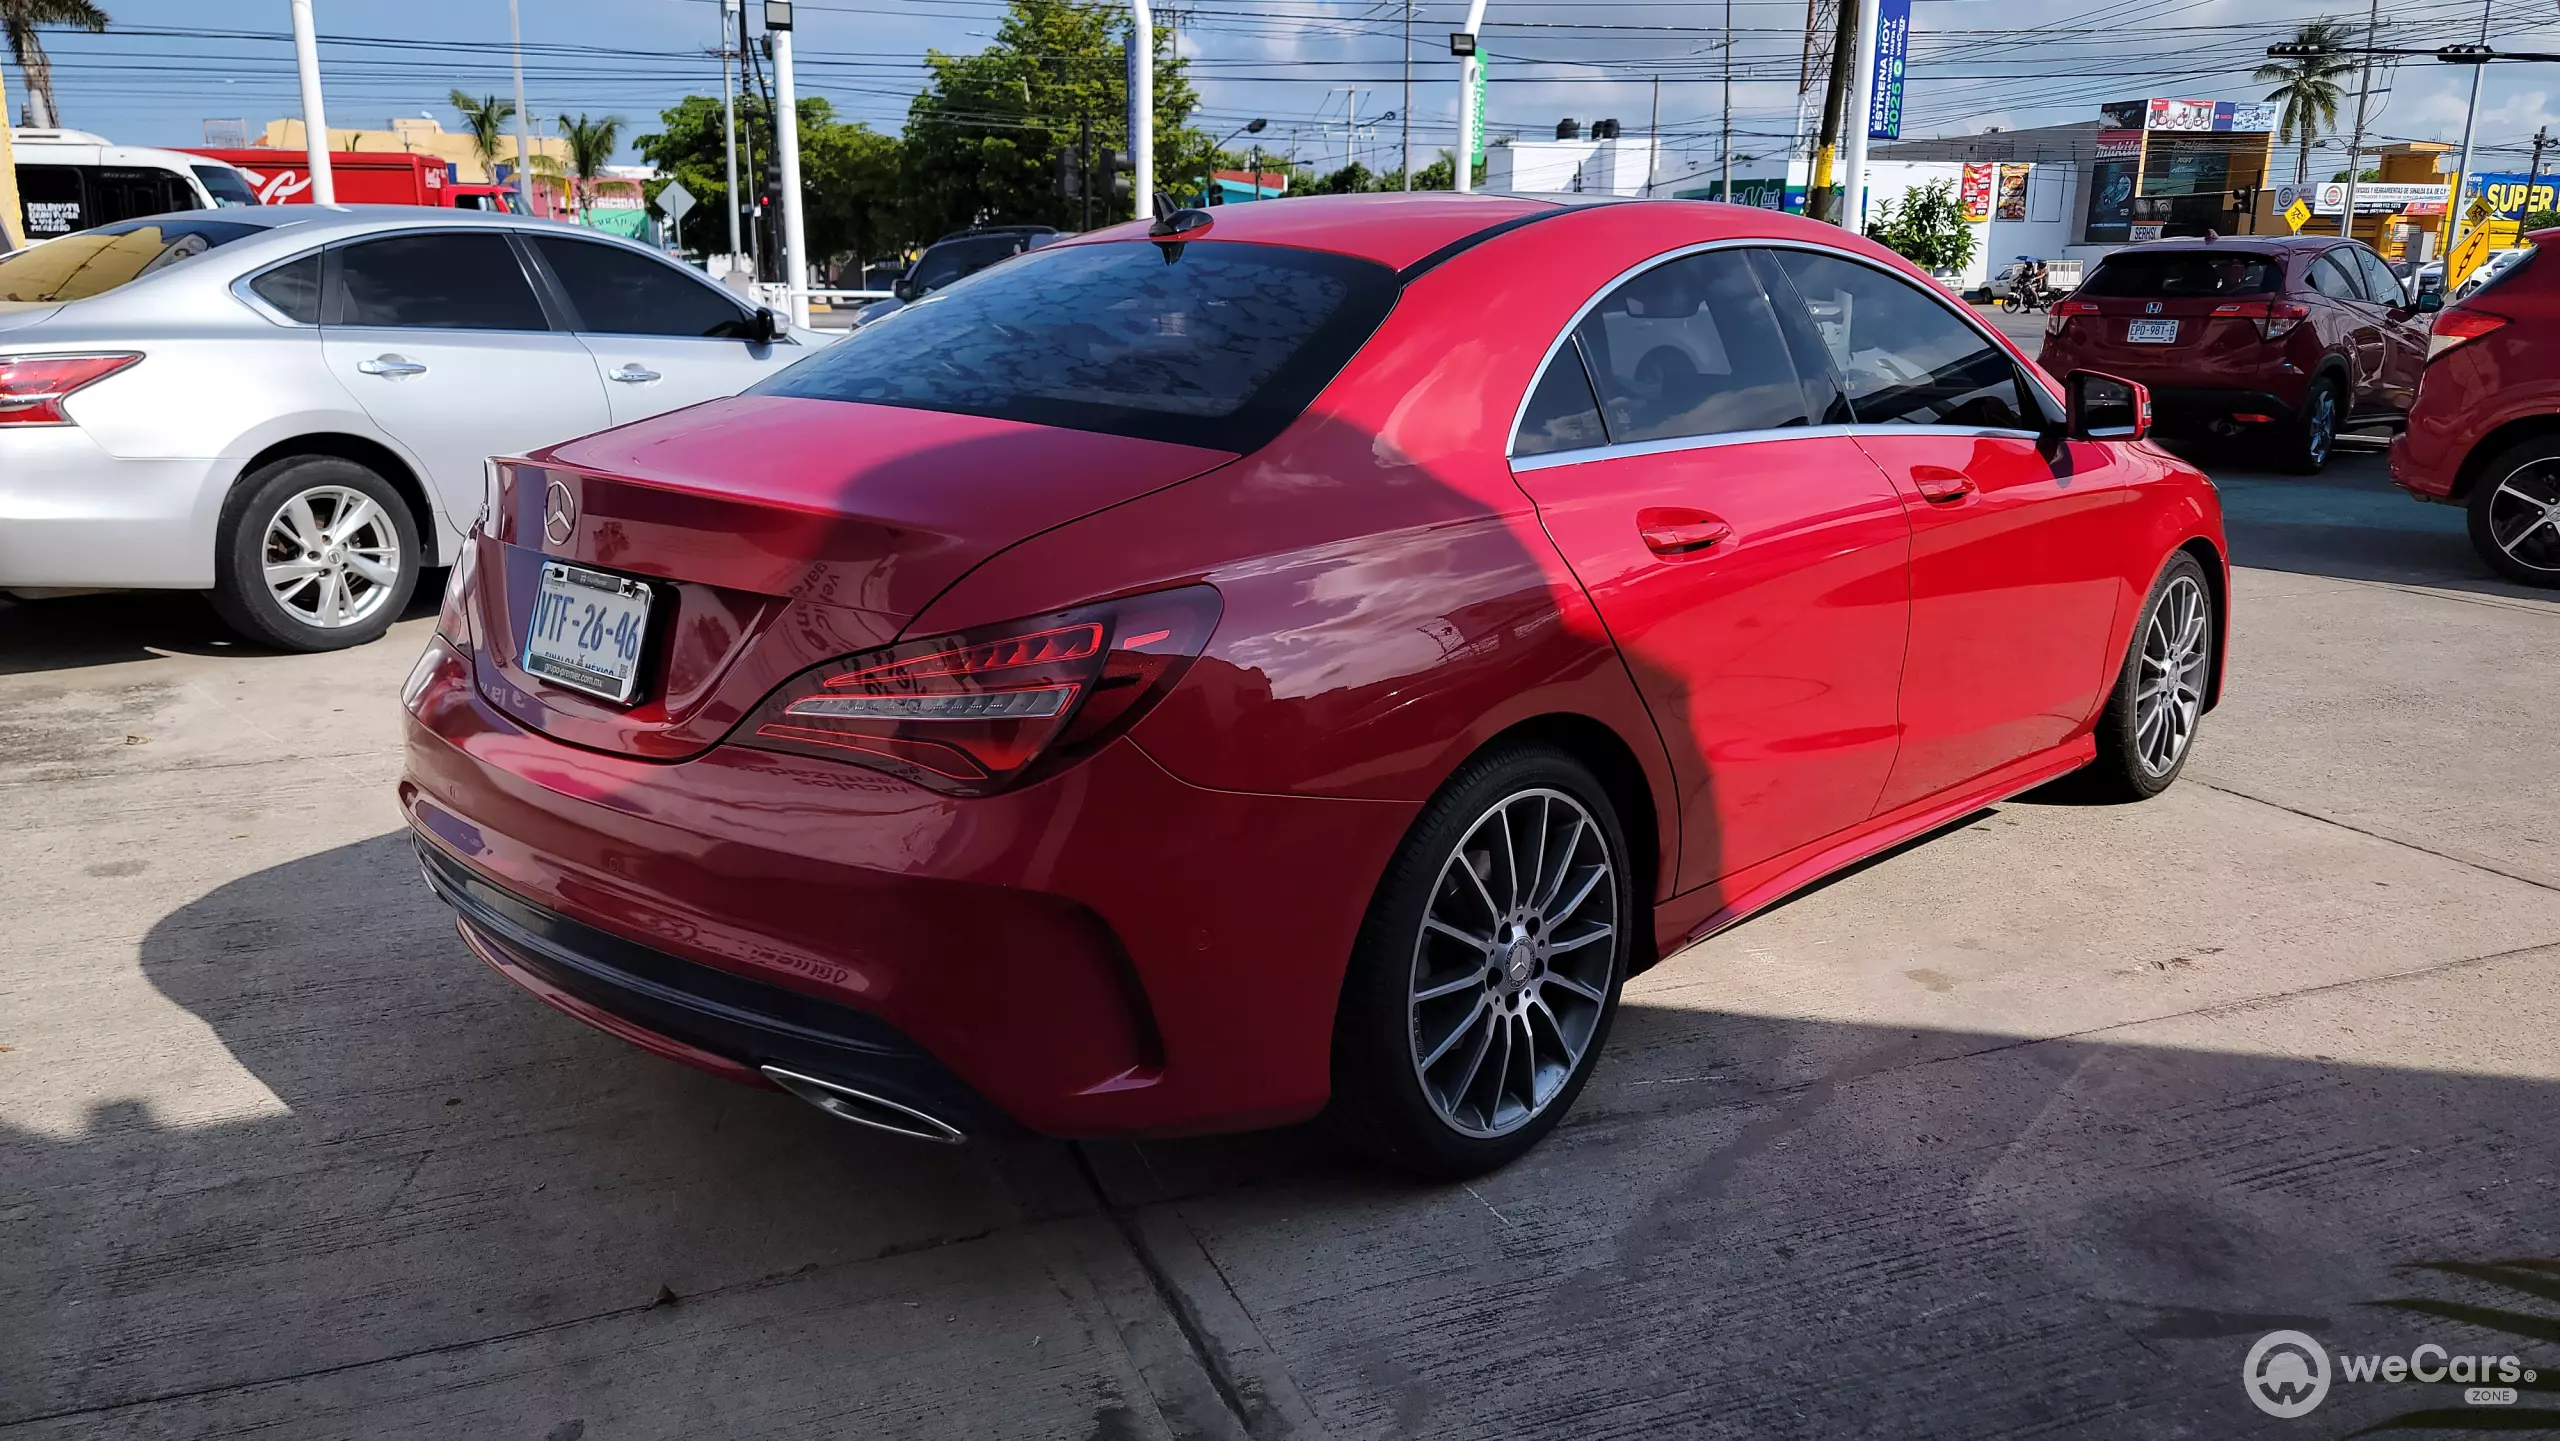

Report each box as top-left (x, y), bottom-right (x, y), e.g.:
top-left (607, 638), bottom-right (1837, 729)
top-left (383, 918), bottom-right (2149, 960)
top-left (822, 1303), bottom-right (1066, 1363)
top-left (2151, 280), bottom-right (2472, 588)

top-left (399, 636), bottom-right (1416, 1139)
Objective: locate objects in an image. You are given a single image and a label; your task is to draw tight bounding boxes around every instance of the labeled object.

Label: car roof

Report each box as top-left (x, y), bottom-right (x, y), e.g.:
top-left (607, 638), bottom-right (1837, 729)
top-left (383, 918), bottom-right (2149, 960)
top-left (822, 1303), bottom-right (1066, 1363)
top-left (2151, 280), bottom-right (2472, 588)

top-left (2113, 235), bottom-right (2351, 256)
top-left (1058, 191), bottom-right (1583, 271)
top-left (73, 203), bottom-right (656, 247)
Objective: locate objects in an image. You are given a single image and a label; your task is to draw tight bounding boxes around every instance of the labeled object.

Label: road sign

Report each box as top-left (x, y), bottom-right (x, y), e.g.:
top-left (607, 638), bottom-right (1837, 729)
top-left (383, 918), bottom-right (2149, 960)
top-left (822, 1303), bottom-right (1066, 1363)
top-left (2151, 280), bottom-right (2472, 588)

top-left (2284, 197), bottom-right (2313, 233)
top-left (2446, 217), bottom-right (2523, 291)
top-left (2275, 182), bottom-right (2300, 212)
top-left (655, 180), bottom-right (696, 224)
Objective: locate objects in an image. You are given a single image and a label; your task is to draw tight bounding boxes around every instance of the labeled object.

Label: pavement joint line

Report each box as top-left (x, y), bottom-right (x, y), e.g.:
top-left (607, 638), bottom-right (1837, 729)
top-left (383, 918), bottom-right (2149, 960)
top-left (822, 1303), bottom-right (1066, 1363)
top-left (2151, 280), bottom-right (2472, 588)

top-left (1066, 1142), bottom-right (1264, 1441)
top-left (2234, 561), bottom-right (2560, 617)
top-left (2187, 774), bottom-right (2560, 895)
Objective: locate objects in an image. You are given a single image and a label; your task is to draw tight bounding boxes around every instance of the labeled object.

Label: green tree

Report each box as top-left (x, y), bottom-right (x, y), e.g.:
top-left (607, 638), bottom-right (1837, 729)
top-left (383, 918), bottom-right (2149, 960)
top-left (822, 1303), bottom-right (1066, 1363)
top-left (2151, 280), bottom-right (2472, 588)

top-left (449, 90), bottom-right (517, 181)
top-left (4, 0), bottom-right (108, 129)
top-left (2255, 20), bottom-right (2357, 187)
top-left (638, 94), bottom-right (906, 270)
top-left (902, 0), bottom-right (1211, 236)
top-left (556, 112), bottom-right (623, 215)
top-left (1864, 179), bottom-right (1976, 273)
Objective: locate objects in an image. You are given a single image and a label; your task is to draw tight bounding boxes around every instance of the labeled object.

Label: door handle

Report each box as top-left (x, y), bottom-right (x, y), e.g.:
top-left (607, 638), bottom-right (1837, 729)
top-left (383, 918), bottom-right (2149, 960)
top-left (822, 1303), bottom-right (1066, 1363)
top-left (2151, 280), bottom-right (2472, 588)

top-left (1637, 507), bottom-right (1733, 557)
top-left (355, 355), bottom-right (427, 378)
top-left (1911, 465), bottom-right (1976, 503)
top-left (607, 364), bottom-right (662, 384)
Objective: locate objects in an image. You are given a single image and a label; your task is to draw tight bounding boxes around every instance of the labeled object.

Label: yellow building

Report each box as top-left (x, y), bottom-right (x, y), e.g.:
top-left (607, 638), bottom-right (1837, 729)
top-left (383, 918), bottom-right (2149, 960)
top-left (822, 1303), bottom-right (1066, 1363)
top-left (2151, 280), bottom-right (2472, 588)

top-left (259, 117), bottom-right (570, 185)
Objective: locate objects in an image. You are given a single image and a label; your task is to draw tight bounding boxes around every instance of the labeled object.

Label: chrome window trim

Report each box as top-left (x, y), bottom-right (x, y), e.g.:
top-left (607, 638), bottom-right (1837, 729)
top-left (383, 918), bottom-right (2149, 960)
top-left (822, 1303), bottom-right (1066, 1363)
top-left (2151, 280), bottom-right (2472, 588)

top-left (230, 247), bottom-right (325, 328)
top-left (1511, 422), bottom-right (2044, 474)
top-left (1504, 234), bottom-right (2053, 463)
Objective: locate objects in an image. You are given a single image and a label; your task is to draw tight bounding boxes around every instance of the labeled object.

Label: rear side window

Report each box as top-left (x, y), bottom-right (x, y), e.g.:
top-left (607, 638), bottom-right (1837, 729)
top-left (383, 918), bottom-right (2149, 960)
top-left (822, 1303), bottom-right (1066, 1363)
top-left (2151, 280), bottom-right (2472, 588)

top-left (1514, 343), bottom-right (1608, 457)
top-left (532, 235), bottom-right (753, 337)
top-left (1569, 248), bottom-right (1816, 444)
top-left (330, 231), bottom-right (548, 331)
top-left (247, 253), bottom-right (322, 323)
top-left (0, 217), bottom-right (263, 302)
top-left (755, 240), bottom-right (1399, 452)
top-left (1770, 250), bottom-right (2032, 430)
top-left (2080, 252), bottom-right (2282, 298)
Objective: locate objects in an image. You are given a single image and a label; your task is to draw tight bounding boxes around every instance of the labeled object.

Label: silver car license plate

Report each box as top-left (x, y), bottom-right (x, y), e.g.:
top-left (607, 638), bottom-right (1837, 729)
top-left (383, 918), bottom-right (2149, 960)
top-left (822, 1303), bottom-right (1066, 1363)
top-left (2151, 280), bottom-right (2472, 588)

top-left (523, 562), bottom-right (654, 703)
top-left (2127, 318), bottom-right (2179, 344)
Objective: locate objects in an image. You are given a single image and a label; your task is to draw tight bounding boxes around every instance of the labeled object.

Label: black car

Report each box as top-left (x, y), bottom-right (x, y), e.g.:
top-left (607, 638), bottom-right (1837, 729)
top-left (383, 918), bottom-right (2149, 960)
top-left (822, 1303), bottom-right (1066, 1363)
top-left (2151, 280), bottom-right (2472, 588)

top-left (851, 226), bottom-right (1065, 327)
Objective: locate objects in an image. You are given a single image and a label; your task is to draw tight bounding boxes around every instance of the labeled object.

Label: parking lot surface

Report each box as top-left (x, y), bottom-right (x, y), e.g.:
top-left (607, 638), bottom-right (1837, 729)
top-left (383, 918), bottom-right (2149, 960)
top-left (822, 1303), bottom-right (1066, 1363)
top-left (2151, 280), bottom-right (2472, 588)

top-left (6, 439), bottom-right (2558, 1438)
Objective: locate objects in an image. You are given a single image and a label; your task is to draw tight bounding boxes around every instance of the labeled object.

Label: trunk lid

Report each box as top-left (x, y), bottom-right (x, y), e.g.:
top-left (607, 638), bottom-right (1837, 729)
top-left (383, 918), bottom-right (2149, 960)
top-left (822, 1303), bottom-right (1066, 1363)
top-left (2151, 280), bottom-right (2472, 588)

top-left (472, 394), bottom-right (1237, 760)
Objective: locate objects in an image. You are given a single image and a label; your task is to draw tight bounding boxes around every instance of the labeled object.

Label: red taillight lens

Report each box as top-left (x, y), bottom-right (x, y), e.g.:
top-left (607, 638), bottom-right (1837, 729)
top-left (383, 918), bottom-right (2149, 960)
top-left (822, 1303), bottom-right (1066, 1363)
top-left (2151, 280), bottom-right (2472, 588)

top-left (2427, 309), bottom-right (2507, 363)
top-left (2046, 299), bottom-right (2099, 339)
top-left (2208, 299), bottom-right (2307, 340)
top-left (737, 586), bottom-right (1223, 795)
top-left (0, 353), bottom-right (142, 426)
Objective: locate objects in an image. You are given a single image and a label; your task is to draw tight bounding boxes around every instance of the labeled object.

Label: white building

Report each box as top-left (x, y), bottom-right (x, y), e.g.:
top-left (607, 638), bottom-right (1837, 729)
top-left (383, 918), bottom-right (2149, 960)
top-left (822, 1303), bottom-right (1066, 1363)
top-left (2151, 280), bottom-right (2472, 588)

top-left (1485, 123), bottom-right (1662, 197)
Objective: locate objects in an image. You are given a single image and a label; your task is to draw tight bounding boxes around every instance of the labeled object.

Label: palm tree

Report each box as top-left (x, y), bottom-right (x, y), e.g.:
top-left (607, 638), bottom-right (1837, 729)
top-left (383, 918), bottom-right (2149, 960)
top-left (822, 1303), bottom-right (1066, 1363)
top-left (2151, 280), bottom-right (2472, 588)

top-left (449, 90), bottom-right (517, 183)
top-left (556, 113), bottom-right (623, 220)
top-left (2254, 19), bottom-right (2357, 187)
top-left (4, 0), bottom-right (109, 130)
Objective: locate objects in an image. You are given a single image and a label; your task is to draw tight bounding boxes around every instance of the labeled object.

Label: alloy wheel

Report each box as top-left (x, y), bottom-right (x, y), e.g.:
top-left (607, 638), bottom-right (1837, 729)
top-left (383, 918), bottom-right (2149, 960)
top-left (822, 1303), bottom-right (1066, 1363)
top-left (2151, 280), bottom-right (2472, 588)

top-left (2483, 461), bottom-right (2560, 576)
top-left (261, 485), bottom-right (402, 630)
top-left (2135, 574), bottom-right (2210, 776)
top-left (2303, 387), bottom-right (2337, 468)
top-left (1407, 788), bottom-right (1617, 1139)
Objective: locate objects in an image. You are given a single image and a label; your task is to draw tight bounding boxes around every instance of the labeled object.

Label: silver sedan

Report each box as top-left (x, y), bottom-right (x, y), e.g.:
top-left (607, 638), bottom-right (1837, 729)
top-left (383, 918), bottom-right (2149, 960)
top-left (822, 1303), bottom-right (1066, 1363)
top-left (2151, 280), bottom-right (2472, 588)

top-left (0, 206), bottom-right (824, 650)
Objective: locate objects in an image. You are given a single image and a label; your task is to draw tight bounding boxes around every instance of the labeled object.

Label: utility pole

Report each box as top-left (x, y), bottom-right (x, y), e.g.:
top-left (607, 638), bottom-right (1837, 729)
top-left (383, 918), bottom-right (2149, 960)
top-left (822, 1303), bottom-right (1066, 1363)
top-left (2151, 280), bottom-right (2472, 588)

top-left (767, 0), bottom-right (808, 327)
top-left (1721, 0), bottom-right (1734, 202)
top-left (290, 0), bottom-right (335, 203)
top-left (1454, 0), bottom-right (1488, 193)
top-left (2338, 0), bottom-right (2380, 239)
top-left (2529, 126), bottom-right (2551, 218)
top-left (1646, 75), bottom-right (1661, 195)
top-left (2443, 0), bottom-right (2491, 255)
top-left (1129, 0), bottom-right (1155, 218)
top-left (1808, 0), bottom-right (1857, 221)
top-left (508, 0), bottom-right (534, 212)
top-left (0, 64), bottom-right (20, 249)
top-left (1402, 0), bottom-right (1414, 189)
top-left (1838, 0), bottom-right (1882, 231)
top-left (721, 0), bottom-right (741, 263)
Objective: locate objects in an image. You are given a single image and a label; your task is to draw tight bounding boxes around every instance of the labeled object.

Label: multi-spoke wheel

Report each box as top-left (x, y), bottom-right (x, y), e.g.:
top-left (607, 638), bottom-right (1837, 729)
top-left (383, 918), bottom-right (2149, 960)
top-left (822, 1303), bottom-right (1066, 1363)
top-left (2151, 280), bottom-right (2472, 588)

top-left (2080, 551), bottom-right (2216, 801)
top-left (2281, 378), bottom-right (2340, 475)
top-left (2468, 439), bottom-right (2560, 589)
top-left (212, 456), bottom-right (421, 652)
top-left (1330, 745), bottom-right (1633, 1177)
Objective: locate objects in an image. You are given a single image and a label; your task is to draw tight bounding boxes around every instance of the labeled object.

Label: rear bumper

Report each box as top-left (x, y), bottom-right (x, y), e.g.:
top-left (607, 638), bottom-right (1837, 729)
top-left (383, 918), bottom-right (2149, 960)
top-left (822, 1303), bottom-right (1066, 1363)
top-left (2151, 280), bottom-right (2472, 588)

top-left (399, 634), bottom-right (1416, 1139)
top-left (2140, 386), bottom-right (2300, 429)
top-left (0, 431), bottom-right (234, 590)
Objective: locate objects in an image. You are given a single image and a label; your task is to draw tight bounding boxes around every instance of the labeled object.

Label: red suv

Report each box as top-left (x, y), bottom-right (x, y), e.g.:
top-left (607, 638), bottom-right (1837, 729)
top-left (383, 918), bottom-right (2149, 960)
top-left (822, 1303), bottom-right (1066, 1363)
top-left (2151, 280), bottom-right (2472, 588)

top-left (2041, 235), bottom-right (2431, 473)
top-left (2391, 231), bottom-right (2560, 587)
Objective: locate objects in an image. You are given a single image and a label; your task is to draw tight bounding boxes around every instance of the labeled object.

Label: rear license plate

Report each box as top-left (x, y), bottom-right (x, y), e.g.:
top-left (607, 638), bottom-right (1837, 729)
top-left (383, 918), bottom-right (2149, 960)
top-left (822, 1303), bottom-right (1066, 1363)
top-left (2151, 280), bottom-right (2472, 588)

top-left (523, 562), bottom-right (654, 703)
top-left (2127, 319), bottom-right (2180, 343)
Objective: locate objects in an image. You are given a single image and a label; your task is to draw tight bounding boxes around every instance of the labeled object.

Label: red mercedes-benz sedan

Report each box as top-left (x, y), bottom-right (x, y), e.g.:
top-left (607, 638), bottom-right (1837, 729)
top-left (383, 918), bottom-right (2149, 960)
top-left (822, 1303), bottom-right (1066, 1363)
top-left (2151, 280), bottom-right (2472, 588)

top-left (401, 194), bottom-right (2228, 1176)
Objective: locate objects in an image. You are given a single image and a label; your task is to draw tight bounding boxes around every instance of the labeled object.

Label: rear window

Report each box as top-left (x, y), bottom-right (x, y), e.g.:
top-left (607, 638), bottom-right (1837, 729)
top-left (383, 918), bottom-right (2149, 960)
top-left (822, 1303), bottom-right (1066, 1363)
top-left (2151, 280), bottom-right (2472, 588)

top-left (2080, 252), bottom-right (2282, 299)
top-left (755, 239), bottom-right (1400, 451)
top-left (0, 217), bottom-right (263, 303)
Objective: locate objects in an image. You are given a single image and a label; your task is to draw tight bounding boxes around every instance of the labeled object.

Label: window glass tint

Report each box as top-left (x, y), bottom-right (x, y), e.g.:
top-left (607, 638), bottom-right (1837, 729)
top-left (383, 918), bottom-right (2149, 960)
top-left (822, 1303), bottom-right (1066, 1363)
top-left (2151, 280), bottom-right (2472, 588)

top-left (1771, 250), bottom-right (2030, 430)
top-left (1748, 248), bottom-right (1852, 425)
top-left (2351, 246), bottom-right (2403, 304)
top-left (332, 232), bottom-right (546, 330)
top-left (754, 239), bottom-right (1398, 452)
top-left (1514, 342), bottom-right (1608, 456)
top-left (0, 217), bottom-right (263, 302)
top-left (92, 168), bottom-right (196, 226)
top-left (191, 165), bottom-right (259, 209)
top-left (534, 236), bottom-right (752, 337)
top-left (1571, 249), bottom-right (1812, 443)
top-left (2079, 252), bottom-right (2281, 298)
top-left (18, 165), bottom-right (87, 237)
top-left (2307, 253), bottom-right (2361, 301)
top-left (911, 234), bottom-right (1032, 291)
top-left (248, 253), bottom-right (322, 323)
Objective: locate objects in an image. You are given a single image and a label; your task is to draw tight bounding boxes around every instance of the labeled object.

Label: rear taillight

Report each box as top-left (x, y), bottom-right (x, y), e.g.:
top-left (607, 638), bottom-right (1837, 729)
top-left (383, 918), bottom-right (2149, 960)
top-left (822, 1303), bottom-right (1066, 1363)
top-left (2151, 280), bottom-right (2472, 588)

top-left (2045, 298), bottom-right (2100, 340)
top-left (2209, 299), bottom-right (2307, 340)
top-left (737, 586), bottom-right (1222, 796)
top-left (2426, 310), bottom-right (2507, 363)
top-left (0, 353), bottom-right (142, 426)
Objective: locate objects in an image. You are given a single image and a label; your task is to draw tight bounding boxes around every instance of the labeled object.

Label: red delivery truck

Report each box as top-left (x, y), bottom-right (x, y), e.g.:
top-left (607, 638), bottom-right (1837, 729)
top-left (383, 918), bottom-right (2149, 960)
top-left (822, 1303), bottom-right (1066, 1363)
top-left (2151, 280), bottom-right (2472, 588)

top-left (179, 149), bottom-right (524, 212)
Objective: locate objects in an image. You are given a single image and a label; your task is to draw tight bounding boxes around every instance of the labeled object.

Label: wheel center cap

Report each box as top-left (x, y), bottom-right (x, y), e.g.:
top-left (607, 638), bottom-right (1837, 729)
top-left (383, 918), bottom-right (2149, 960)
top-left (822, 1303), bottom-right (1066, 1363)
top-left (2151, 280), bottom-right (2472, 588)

top-left (1502, 940), bottom-right (1537, 990)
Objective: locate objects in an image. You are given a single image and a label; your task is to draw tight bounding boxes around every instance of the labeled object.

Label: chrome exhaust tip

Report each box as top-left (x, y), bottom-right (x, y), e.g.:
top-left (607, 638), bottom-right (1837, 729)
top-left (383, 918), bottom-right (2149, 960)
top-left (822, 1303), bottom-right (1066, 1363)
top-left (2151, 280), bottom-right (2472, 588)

top-left (759, 1065), bottom-right (966, 1145)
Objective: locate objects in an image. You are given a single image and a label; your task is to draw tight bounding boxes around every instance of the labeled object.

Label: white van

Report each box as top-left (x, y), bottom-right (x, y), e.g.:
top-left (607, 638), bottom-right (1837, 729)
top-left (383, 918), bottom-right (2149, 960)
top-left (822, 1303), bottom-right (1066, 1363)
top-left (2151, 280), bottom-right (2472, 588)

top-left (11, 129), bottom-right (259, 241)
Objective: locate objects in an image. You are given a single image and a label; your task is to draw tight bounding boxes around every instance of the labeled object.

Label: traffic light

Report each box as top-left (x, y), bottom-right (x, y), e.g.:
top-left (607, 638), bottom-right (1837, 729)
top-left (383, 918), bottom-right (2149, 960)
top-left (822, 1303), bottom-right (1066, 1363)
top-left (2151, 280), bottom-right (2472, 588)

top-left (764, 156), bottom-right (784, 202)
top-left (1099, 147), bottom-right (1135, 202)
top-left (1057, 143), bottom-right (1083, 199)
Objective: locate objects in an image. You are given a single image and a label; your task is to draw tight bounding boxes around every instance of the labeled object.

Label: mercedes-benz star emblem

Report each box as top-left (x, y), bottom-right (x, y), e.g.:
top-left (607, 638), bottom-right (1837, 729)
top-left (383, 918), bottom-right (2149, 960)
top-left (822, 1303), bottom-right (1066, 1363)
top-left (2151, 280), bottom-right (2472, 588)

top-left (543, 480), bottom-right (577, 546)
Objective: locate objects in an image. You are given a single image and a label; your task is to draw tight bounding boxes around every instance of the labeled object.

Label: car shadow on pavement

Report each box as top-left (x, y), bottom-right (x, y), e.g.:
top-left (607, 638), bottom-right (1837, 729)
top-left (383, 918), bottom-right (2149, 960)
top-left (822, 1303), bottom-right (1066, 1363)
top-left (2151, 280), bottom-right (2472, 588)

top-left (0, 580), bottom-right (444, 677)
top-left (8, 828), bottom-right (2560, 1437)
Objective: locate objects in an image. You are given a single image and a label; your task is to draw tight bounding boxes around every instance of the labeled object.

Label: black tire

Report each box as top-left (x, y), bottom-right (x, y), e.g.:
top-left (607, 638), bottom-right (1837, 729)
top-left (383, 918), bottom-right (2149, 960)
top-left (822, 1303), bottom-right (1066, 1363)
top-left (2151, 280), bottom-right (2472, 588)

top-left (1327, 744), bottom-right (1635, 1179)
top-left (210, 456), bottom-right (421, 653)
top-left (2079, 552), bottom-right (2216, 802)
top-left (2279, 377), bottom-right (2341, 475)
top-left (2464, 435), bottom-right (2560, 589)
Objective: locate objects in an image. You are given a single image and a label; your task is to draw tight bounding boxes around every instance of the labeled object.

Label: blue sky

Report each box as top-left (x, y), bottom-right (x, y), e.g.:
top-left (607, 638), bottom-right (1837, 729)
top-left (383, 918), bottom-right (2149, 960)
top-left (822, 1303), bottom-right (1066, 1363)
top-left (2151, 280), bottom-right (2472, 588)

top-left (16, 0), bottom-right (2560, 185)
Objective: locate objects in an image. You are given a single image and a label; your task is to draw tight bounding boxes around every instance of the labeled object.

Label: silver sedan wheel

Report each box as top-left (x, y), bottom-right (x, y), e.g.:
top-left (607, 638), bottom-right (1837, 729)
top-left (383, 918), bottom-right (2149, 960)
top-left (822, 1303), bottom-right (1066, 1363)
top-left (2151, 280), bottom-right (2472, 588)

top-left (2136, 574), bottom-right (2210, 776)
top-left (261, 485), bottom-right (401, 630)
top-left (1408, 788), bottom-right (1616, 1139)
top-left (2484, 461), bottom-right (2560, 574)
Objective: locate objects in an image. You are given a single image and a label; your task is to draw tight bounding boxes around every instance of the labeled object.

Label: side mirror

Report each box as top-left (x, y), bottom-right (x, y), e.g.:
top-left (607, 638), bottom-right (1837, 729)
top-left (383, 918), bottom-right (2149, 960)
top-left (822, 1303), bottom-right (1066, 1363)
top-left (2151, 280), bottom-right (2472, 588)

top-left (748, 306), bottom-right (781, 345)
top-left (2066, 369), bottom-right (2150, 442)
top-left (892, 277), bottom-right (921, 303)
top-left (2413, 289), bottom-right (2445, 314)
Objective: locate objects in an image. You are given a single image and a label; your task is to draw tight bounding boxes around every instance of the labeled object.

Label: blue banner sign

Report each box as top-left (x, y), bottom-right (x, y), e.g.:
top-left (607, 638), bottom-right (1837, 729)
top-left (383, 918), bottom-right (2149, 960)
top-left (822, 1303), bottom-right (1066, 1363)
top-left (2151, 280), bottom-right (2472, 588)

top-left (1868, 0), bottom-right (1912, 141)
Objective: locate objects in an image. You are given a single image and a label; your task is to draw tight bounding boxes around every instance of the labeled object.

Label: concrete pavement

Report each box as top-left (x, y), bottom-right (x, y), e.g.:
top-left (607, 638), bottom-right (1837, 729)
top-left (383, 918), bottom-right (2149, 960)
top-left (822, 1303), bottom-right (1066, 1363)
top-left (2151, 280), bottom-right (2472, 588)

top-left (4, 447), bottom-right (2557, 1439)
